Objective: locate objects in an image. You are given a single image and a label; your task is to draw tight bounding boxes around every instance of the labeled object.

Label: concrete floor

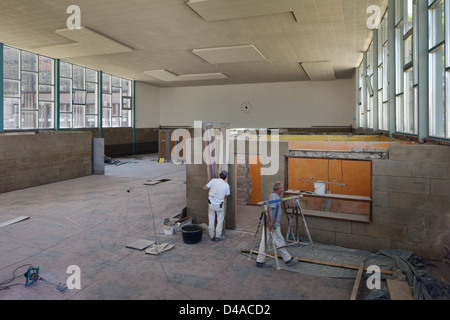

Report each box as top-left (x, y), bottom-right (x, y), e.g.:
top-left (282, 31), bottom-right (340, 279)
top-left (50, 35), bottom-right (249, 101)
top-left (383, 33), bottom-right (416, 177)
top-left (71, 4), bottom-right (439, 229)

top-left (0, 154), bottom-right (446, 301)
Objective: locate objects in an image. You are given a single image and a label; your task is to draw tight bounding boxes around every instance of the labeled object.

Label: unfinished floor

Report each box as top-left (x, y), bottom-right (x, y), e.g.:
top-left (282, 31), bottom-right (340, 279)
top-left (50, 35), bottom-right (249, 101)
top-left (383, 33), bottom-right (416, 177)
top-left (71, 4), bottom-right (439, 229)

top-left (0, 154), bottom-right (448, 300)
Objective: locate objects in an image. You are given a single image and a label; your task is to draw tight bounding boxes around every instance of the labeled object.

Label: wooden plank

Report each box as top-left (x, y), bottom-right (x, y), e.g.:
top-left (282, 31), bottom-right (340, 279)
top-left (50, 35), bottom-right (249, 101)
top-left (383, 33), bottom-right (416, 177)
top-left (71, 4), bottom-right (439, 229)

top-left (386, 279), bottom-right (413, 300)
top-left (241, 249), bottom-right (393, 275)
top-left (350, 262), bottom-right (365, 300)
top-left (0, 216), bottom-right (30, 228)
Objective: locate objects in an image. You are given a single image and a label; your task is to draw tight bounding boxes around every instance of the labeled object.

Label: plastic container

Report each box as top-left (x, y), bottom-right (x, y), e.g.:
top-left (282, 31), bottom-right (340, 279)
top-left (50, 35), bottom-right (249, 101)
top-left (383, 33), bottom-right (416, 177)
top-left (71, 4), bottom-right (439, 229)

top-left (314, 181), bottom-right (326, 195)
top-left (181, 224), bottom-right (203, 244)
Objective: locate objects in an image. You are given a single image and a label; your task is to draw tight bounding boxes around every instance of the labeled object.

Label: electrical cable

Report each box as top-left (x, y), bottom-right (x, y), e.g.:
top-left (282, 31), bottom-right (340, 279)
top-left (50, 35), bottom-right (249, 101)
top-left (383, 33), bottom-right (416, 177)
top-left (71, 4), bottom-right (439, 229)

top-left (0, 264), bottom-right (33, 290)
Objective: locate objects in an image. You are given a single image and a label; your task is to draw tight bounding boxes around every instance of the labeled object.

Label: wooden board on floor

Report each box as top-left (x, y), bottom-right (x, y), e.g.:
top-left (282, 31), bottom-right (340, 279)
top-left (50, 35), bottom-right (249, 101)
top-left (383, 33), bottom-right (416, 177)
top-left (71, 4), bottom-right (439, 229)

top-left (0, 216), bottom-right (30, 228)
top-left (386, 279), bottom-right (413, 300)
top-left (350, 262), bottom-right (365, 300)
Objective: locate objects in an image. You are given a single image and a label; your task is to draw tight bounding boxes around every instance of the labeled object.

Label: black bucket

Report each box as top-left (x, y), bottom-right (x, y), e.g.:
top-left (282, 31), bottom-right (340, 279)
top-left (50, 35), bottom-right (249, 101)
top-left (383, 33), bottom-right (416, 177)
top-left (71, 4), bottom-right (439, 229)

top-left (181, 224), bottom-right (203, 244)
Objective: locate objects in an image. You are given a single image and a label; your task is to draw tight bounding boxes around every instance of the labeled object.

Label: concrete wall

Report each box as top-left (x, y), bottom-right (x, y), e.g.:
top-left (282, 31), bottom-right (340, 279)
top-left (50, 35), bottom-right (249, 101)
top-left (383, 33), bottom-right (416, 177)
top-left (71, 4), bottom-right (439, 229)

top-left (283, 144), bottom-right (450, 261)
top-left (135, 82), bottom-right (160, 129)
top-left (0, 131), bottom-right (92, 193)
top-left (159, 80), bottom-right (356, 129)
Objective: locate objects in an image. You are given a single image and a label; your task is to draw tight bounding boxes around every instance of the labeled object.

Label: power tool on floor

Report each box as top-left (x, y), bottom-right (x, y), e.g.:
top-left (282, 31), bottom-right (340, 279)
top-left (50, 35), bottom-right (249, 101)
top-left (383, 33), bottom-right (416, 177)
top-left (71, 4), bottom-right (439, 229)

top-left (24, 267), bottom-right (67, 293)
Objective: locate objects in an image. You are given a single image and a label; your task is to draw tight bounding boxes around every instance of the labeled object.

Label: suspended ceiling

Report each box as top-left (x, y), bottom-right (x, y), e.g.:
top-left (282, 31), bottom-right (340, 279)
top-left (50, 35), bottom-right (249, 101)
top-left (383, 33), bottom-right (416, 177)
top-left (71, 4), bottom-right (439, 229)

top-left (0, 0), bottom-right (386, 87)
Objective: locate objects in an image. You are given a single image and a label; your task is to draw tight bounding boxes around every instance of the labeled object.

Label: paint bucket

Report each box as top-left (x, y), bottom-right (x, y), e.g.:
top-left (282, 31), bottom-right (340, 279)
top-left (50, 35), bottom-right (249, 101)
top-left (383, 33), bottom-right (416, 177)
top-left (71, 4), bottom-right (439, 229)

top-left (181, 224), bottom-right (203, 244)
top-left (314, 181), bottom-right (326, 195)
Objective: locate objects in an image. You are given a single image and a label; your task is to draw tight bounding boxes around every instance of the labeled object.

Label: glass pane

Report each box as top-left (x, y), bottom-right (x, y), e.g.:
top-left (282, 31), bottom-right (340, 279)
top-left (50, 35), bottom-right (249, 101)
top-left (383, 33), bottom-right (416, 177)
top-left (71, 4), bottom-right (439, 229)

top-left (3, 97), bottom-right (20, 129)
top-left (73, 90), bottom-right (86, 105)
top-left (111, 76), bottom-right (121, 87)
top-left (73, 105), bottom-right (85, 128)
top-left (102, 107), bottom-right (111, 128)
top-left (21, 110), bottom-right (38, 129)
top-left (86, 69), bottom-right (97, 83)
top-left (396, 95), bottom-right (404, 133)
top-left (404, 68), bottom-right (415, 134)
top-left (39, 102), bottom-right (54, 129)
top-left (122, 97), bottom-right (131, 110)
top-left (102, 74), bottom-right (111, 93)
top-left (60, 79), bottom-right (72, 113)
top-left (3, 46), bottom-right (20, 80)
top-left (395, 27), bottom-right (404, 94)
top-left (121, 109), bottom-right (131, 127)
top-left (404, 0), bottom-right (413, 32)
top-left (112, 92), bottom-right (121, 116)
top-left (21, 72), bottom-right (38, 109)
top-left (73, 65), bottom-right (85, 89)
top-left (39, 56), bottom-right (54, 85)
top-left (112, 117), bottom-right (121, 128)
top-left (60, 62), bottom-right (72, 78)
top-left (21, 51), bottom-right (38, 72)
top-left (60, 113), bottom-right (72, 129)
top-left (39, 84), bottom-right (54, 102)
top-left (429, 1), bottom-right (445, 48)
top-left (122, 79), bottom-right (131, 96)
top-left (86, 115), bottom-right (97, 128)
top-left (86, 83), bottom-right (97, 114)
top-left (429, 47), bottom-right (446, 137)
top-left (404, 34), bottom-right (413, 65)
top-left (4, 79), bottom-right (20, 97)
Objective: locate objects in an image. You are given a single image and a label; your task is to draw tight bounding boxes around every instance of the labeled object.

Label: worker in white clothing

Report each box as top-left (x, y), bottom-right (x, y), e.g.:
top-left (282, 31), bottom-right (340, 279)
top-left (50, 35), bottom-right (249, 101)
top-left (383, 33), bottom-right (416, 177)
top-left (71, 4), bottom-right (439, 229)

top-left (203, 170), bottom-right (230, 241)
top-left (256, 182), bottom-right (298, 267)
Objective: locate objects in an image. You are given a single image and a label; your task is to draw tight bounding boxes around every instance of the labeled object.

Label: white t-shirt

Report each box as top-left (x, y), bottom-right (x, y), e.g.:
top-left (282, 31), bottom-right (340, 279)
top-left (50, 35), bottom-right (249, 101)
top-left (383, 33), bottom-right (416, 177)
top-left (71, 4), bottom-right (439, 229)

top-left (206, 178), bottom-right (230, 205)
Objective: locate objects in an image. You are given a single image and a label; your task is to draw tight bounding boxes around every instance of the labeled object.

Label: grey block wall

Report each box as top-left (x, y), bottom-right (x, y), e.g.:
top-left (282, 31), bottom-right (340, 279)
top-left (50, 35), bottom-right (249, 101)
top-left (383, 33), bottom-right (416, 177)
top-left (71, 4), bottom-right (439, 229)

top-left (0, 131), bottom-right (92, 194)
top-left (287, 144), bottom-right (450, 262)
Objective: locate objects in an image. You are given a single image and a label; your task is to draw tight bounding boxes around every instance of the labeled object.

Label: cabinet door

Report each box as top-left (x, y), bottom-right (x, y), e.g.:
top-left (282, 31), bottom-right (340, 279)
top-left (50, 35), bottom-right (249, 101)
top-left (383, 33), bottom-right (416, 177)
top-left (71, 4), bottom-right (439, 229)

top-left (328, 159), bottom-right (371, 197)
top-left (288, 158), bottom-right (329, 192)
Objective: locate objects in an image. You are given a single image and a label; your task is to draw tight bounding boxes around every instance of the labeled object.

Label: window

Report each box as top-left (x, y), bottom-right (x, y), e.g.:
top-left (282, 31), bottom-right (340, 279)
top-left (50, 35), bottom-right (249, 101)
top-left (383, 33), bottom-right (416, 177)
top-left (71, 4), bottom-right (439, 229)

top-left (379, 13), bottom-right (389, 131)
top-left (102, 73), bottom-right (132, 128)
top-left (366, 42), bottom-right (374, 129)
top-left (358, 63), bottom-right (364, 128)
top-left (60, 62), bottom-right (98, 129)
top-left (429, 0), bottom-right (446, 138)
top-left (3, 46), bottom-right (54, 130)
top-left (394, 0), bottom-right (417, 134)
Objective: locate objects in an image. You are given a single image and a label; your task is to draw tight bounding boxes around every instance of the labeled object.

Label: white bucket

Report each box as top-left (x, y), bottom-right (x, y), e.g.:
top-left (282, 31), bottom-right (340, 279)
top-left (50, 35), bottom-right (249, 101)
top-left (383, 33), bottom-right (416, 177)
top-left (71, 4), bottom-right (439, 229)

top-left (314, 181), bottom-right (326, 195)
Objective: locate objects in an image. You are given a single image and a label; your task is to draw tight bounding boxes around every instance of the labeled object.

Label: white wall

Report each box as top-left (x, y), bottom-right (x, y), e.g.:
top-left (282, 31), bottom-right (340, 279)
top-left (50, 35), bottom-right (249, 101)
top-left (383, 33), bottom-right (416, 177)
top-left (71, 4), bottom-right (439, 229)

top-left (158, 79), bottom-right (356, 129)
top-left (135, 82), bottom-right (160, 128)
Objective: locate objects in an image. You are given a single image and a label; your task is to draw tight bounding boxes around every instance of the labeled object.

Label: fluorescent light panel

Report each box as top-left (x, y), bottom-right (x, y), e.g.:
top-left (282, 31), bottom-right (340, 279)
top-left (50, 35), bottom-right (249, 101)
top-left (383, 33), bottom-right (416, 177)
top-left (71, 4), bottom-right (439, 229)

top-left (300, 61), bottom-right (336, 81)
top-left (144, 70), bottom-right (227, 82)
top-left (192, 45), bottom-right (266, 64)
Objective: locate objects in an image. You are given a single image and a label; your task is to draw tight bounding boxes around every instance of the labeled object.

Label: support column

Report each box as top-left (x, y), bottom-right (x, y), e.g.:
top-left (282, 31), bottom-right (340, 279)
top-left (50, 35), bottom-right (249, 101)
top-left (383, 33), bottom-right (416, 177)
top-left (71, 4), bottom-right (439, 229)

top-left (98, 71), bottom-right (103, 138)
top-left (417, 0), bottom-right (429, 142)
top-left (362, 51), bottom-right (368, 129)
top-left (55, 59), bottom-right (60, 131)
top-left (388, 0), bottom-right (397, 141)
top-left (132, 80), bottom-right (136, 154)
top-left (0, 43), bottom-right (3, 133)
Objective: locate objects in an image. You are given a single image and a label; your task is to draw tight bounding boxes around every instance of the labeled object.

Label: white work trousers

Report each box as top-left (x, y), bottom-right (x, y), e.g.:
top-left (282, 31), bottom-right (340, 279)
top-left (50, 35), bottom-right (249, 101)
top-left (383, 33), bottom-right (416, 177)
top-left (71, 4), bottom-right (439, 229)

top-left (208, 203), bottom-right (224, 239)
top-left (256, 226), bottom-right (292, 263)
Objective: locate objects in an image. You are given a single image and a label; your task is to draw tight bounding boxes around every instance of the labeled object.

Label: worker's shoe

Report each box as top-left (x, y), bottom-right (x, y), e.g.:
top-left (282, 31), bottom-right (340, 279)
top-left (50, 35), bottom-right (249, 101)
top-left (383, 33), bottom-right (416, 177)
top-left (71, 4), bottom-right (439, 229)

top-left (256, 261), bottom-right (270, 268)
top-left (210, 236), bottom-right (216, 241)
top-left (285, 258), bottom-right (298, 267)
top-left (215, 236), bottom-right (226, 242)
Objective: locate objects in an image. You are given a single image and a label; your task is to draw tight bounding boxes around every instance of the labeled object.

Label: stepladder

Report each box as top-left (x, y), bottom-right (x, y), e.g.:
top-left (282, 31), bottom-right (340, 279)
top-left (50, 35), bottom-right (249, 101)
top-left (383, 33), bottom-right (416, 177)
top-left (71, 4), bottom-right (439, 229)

top-left (247, 195), bottom-right (316, 270)
top-left (282, 196), bottom-right (317, 255)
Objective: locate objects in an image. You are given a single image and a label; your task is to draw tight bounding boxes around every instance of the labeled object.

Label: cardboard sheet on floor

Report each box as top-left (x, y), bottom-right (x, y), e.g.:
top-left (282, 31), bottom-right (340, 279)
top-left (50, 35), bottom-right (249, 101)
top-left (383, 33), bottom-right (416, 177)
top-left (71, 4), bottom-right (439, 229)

top-left (126, 239), bottom-right (155, 251)
top-left (146, 243), bottom-right (174, 255)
